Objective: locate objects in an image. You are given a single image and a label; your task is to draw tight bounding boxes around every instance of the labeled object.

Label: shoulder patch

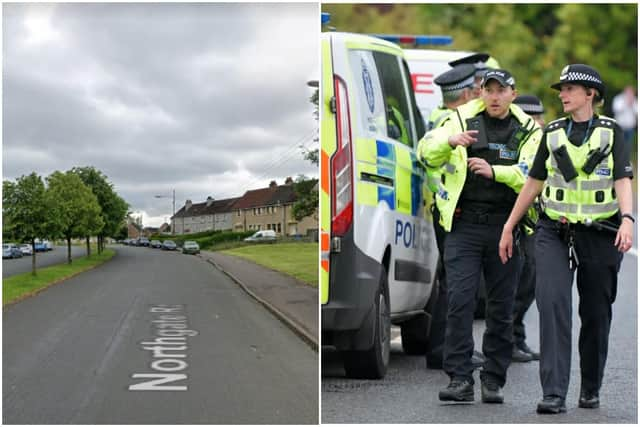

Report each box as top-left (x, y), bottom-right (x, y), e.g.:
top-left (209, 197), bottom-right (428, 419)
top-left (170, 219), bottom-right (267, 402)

top-left (595, 117), bottom-right (616, 128)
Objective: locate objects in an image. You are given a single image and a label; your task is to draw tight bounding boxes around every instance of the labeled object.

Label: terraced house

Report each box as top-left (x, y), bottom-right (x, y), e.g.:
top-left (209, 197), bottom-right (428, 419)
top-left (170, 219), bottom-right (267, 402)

top-left (171, 197), bottom-right (238, 235)
top-left (171, 178), bottom-right (317, 237)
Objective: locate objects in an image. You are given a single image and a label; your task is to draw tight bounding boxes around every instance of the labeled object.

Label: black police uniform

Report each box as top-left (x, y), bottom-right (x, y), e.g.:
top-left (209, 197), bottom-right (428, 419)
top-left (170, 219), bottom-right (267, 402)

top-left (529, 65), bottom-right (634, 409)
top-left (511, 94), bottom-right (545, 360)
top-left (424, 63), bottom-right (477, 369)
top-left (529, 116), bottom-right (632, 401)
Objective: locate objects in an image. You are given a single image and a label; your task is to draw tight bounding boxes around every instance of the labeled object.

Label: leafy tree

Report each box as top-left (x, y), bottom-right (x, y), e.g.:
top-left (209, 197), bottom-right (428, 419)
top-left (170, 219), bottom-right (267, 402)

top-left (2, 173), bottom-right (50, 276)
top-left (292, 175), bottom-right (319, 221)
top-left (71, 166), bottom-right (128, 254)
top-left (46, 171), bottom-right (104, 264)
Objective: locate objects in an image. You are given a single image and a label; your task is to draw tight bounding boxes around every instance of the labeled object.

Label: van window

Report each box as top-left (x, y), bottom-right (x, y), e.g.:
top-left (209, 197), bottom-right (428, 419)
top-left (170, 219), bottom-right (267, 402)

top-left (372, 51), bottom-right (414, 148)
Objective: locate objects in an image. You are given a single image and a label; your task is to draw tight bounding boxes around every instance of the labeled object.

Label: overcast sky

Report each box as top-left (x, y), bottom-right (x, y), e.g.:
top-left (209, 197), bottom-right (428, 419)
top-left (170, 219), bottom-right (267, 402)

top-left (3, 2), bottom-right (318, 227)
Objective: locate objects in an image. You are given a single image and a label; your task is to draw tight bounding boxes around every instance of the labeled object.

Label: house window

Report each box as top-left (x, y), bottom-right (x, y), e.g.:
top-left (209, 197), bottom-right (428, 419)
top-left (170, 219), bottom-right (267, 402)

top-left (277, 223), bottom-right (281, 233)
top-left (237, 210), bottom-right (241, 216)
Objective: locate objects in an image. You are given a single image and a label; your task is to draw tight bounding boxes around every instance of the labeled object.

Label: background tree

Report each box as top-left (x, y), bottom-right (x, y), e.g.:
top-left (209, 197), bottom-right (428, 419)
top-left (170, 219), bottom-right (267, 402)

top-left (72, 166), bottom-right (128, 254)
top-left (292, 175), bottom-right (319, 222)
top-left (2, 173), bottom-right (51, 276)
top-left (46, 171), bottom-right (104, 264)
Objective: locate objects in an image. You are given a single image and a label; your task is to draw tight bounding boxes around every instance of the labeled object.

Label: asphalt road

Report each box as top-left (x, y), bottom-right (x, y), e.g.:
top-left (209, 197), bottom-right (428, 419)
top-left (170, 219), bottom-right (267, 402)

top-left (4, 245), bottom-right (318, 424)
top-left (322, 250), bottom-right (637, 423)
top-left (2, 245), bottom-right (86, 278)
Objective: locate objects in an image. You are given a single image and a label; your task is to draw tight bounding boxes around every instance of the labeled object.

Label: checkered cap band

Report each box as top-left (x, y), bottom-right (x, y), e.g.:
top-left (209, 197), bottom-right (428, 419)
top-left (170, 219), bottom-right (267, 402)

top-left (441, 75), bottom-right (475, 92)
top-left (560, 71), bottom-right (602, 84)
top-left (517, 103), bottom-right (544, 114)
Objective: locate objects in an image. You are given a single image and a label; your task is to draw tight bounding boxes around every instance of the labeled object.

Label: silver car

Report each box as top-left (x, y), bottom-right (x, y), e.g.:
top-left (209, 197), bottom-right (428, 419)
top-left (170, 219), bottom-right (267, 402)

top-left (3, 244), bottom-right (23, 259)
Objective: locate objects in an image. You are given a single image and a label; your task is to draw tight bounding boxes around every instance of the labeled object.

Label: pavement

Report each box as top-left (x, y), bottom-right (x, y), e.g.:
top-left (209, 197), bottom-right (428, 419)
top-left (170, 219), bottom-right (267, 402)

top-left (199, 250), bottom-right (318, 351)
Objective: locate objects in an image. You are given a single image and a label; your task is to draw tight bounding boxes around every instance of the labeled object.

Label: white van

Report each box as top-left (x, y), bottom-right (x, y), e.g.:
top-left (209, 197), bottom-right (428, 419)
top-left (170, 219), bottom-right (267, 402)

top-left (244, 230), bottom-right (277, 243)
top-left (320, 32), bottom-right (440, 379)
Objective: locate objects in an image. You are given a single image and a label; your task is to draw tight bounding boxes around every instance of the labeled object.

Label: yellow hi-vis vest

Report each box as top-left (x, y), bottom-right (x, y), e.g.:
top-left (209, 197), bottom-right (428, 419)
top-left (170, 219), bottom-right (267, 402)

top-left (418, 98), bottom-right (542, 232)
top-left (541, 116), bottom-right (618, 223)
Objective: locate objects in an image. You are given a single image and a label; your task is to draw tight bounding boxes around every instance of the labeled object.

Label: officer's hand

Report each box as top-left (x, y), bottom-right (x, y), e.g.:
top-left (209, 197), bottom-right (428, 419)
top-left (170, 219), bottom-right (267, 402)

top-left (499, 226), bottom-right (513, 264)
top-left (448, 130), bottom-right (478, 148)
top-left (615, 218), bottom-right (634, 253)
top-left (468, 158), bottom-right (493, 179)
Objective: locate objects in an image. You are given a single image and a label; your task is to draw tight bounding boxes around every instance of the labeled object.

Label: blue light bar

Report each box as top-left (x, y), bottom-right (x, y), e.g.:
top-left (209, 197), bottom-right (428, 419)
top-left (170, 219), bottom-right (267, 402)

top-left (321, 12), bottom-right (331, 25)
top-left (371, 34), bottom-right (453, 46)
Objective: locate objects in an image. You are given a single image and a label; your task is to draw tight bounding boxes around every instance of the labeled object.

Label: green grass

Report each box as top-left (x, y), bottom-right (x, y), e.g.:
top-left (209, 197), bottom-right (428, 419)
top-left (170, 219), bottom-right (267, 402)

top-left (221, 242), bottom-right (318, 287)
top-left (3, 249), bottom-right (116, 306)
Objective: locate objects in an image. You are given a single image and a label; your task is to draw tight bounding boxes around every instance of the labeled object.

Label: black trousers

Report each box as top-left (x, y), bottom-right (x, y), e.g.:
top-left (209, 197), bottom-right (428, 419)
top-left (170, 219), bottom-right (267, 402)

top-left (535, 218), bottom-right (622, 398)
top-left (426, 204), bottom-right (448, 365)
top-left (513, 230), bottom-right (536, 347)
top-left (443, 220), bottom-right (519, 386)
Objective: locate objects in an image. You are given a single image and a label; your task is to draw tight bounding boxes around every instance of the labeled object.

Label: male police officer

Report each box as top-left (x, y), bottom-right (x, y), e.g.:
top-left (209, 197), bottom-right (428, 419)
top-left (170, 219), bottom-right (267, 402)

top-left (510, 95), bottom-right (545, 363)
top-left (418, 69), bottom-right (541, 403)
top-left (423, 64), bottom-right (477, 369)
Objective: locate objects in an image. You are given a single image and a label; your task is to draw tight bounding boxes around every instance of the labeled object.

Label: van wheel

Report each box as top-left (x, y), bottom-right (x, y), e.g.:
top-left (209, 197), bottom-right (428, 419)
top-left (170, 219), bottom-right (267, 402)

top-left (342, 269), bottom-right (390, 379)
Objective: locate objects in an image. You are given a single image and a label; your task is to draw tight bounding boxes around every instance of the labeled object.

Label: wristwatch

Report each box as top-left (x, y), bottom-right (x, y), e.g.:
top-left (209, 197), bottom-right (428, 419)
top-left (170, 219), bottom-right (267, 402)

top-left (621, 213), bottom-right (635, 223)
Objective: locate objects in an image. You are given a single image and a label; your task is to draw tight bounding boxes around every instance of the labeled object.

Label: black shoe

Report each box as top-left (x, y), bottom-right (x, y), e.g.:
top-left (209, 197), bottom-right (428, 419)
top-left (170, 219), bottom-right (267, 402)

top-left (481, 378), bottom-right (504, 403)
top-left (439, 378), bottom-right (474, 402)
top-left (512, 346), bottom-right (534, 363)
top-left (536, 396), bottom-right (566, 414)
top-left (579, 391), bottom-right (600, 409)
top-left (517, 342), bottom-right (540, 360)
top-left (471, 351), bottom-right (485, 369)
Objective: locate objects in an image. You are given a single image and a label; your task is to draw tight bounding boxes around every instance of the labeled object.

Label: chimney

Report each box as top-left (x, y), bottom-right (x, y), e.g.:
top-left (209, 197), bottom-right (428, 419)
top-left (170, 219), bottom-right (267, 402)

top-left (269, 180), bottom-right (277, 189)
top-left (285, 176), bottom-right (293, 185)
top-left (206, 196), bottom-right (214, 207)
top-left (185, 199), bottom-right (192, 211)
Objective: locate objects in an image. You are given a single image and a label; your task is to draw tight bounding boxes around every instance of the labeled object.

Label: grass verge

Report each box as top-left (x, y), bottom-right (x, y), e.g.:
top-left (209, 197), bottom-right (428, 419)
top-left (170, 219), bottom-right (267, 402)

top-left (221, 242), bottom-right (318, 287)
top-left (3, 249), bottom-right (116, 306)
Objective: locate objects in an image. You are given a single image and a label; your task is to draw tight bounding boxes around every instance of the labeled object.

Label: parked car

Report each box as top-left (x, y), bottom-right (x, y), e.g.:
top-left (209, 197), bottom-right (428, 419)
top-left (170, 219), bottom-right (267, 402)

top-left (150, 240), bottom-right (162, 248)
top-left (244, 230), bottom-right (277, 243)
top-left (3, 244), bottom-right (23, 259)
top-left (34, 240), bottom-right (53, 252)
top-left (162, 240), bottom-right (177, 251)
top-left (182, 241), bottom-right (200, 255)
top-left (139, 237), bottom-right (150, 247)
top-left (19, 244), bottom-right (33, 256)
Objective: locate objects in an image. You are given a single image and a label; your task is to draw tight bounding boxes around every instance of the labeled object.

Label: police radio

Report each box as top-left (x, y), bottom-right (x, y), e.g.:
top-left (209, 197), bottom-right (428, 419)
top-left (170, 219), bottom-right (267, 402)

top-left (551, 145), bottom-right (578, 182)
top-left (466, 117), bottom-right (488, 150)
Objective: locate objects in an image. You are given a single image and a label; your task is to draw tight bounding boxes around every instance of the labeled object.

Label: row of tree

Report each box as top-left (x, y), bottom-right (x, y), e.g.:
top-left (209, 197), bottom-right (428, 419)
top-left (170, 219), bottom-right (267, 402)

top-left (3, 167), bottom-right (128, 275)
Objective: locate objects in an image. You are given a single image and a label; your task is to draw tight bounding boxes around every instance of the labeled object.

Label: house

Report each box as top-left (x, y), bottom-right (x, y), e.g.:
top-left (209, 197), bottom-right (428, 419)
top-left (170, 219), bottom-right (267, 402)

top-left (127, 221), bottom-right (142, 239)
top-left (232, 178), bottom-right (317, 236)
top-left (171, 197), bottom-right (238, 235)
top-left (159, 223), bottom-right (171, 234)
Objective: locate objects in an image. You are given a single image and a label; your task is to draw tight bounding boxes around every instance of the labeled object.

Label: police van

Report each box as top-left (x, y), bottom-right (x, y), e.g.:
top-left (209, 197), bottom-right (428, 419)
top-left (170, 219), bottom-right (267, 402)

top-left (320, 31), bottom-right (440, 379)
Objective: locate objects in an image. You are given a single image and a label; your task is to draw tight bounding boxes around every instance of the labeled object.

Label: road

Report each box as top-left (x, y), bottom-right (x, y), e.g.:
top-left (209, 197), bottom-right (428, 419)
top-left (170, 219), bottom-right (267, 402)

top-left (322, 250), bottom-right (637, 423)
top-left (3, 245), bottom-right (318, 424)
top-left (2, 245), bottom-right (86, 278)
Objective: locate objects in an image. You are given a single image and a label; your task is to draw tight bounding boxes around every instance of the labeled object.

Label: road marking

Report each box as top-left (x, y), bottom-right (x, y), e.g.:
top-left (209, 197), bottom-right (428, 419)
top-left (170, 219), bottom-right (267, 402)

top-left (128, 305), bottom-right (198, 391)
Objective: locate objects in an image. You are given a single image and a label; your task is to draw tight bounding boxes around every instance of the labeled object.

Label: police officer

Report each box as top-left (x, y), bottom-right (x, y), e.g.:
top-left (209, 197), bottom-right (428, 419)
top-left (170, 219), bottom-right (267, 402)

top-left (422, 64), bottom-right (477, 369)
top-left (419, 69), bottom-right (542, 403)
top-left (510, 95), bottom-right (545, 363)
top-left (499, 64), bottom-right (634, 414)
top-left (449, 53), bottom-right (499, 98)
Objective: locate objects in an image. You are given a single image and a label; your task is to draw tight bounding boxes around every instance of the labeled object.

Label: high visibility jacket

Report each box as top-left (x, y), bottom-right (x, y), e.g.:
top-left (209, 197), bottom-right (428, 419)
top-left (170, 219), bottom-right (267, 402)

top-left (541, 115), bottom-right (619, 223)
top-left (424, 106), bottom-right (453, 192)
top-left (417, 98), bottom-right (542, 231)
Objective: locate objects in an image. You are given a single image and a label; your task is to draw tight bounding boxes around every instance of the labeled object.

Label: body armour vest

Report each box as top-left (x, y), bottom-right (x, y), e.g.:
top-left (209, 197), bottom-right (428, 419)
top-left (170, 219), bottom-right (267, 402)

top-left (541, 116), bottom-right (618, 223)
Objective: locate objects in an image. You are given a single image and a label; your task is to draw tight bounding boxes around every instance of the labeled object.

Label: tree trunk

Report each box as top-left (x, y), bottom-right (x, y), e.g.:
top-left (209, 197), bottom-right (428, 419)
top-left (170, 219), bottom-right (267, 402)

top-left (31, 238), bottom-right (37, 276)
top-left (67, 237), bottom-right (72, 264)
top-left (86, 236), bottom-right (91, 257)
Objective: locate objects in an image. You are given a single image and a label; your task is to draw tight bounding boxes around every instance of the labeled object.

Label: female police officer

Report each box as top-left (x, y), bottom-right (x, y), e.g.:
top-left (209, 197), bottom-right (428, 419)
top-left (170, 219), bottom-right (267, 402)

top-left (498, 64), bottom-right (634, 414)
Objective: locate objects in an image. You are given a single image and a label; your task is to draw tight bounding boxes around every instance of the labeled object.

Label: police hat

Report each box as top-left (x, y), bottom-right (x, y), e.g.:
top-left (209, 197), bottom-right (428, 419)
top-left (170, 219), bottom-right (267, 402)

top-left (449, 53), bottom-right (490, 77)
top-left (550, 64), bottom-right (605, 97)
top-left (481, 69), bottom-right (516, 88)
top-left (434, 64), bottom-right (476, 92)
top-left (514, 94), bottom-right (544, 115)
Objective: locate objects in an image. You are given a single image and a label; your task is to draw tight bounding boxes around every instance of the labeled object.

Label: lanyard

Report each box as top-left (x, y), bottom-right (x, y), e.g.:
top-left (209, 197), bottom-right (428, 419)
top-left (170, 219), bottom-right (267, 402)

top-left (566, 116), bottom-right (594, 146)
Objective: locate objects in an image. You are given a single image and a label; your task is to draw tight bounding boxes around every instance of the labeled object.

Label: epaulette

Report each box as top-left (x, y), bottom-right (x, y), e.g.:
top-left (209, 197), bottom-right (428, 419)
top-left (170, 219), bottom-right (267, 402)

top-left (545, 118), bottom-right (568, 132)
top-left (595, 116), bottom-right (616, 128)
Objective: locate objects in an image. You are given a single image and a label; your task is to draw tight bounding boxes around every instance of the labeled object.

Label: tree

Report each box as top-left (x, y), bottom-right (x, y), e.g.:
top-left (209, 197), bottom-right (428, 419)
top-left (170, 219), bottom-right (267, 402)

top-left (292, 175), bottom-right (319, 222)
top-left (46, 171), bottom-right (104, 264)
top-left (72, 166), bottom-right (128, 254)
top-left (2, 173), bottom-right (50, 276)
